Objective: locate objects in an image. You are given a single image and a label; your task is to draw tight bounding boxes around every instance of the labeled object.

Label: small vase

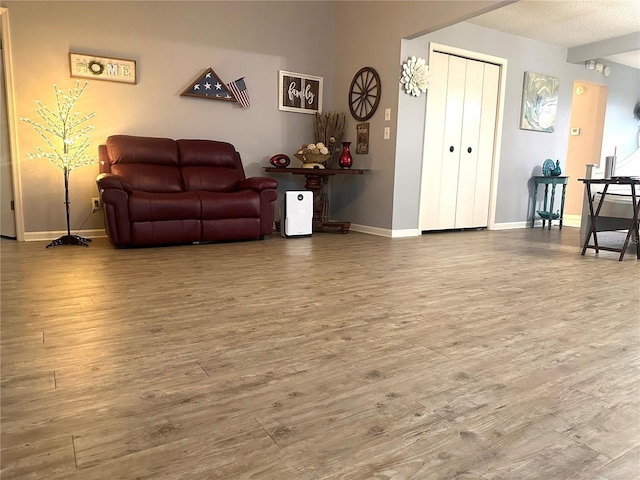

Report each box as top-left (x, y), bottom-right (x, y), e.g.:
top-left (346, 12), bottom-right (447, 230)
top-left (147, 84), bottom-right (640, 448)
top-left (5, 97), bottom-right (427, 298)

top-left (339, 142), bottom-right (353, 169)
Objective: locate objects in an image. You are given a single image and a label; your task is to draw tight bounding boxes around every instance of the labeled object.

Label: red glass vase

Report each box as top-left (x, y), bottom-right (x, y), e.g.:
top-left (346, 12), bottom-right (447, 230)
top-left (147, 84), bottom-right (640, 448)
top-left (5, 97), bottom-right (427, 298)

top-left (339, 142), bottom-right (353, 169)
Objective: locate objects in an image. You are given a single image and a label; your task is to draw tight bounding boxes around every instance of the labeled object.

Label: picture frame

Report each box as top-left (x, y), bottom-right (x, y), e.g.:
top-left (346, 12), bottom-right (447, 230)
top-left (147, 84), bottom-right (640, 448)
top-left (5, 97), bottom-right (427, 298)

top-left (356, 123), bottom-right (369, 154)
top-left (278, 70), bottom-right (322, 114)
top-left (70, 53), bottom-right (137, 84)
top-left (520, 71), bottom-right (559, 133)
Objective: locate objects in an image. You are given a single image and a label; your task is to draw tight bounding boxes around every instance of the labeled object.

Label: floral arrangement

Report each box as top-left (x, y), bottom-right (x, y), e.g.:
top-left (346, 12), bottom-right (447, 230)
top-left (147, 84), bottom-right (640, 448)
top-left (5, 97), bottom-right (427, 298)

top-left (295, 141), bottom-right (331, 168)
top-left (314, 111), bottom-right (346, 167)
top-left (297, 142), bottom-right (330, 156)
top-left (400, 56), bottom-right (430, 97)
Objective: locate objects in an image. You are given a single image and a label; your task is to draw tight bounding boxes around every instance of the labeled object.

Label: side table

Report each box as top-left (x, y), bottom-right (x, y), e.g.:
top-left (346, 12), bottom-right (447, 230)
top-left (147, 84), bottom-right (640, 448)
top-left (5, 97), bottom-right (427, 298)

top-left (265, 167), bottom-right (365, 233)
top-left (530, 176), bottom-right (568, 230)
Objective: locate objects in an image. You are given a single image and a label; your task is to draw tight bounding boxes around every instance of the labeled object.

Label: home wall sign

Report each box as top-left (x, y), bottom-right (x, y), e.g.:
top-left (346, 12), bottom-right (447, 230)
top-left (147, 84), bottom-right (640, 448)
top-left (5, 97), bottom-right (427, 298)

top-left (278, 70), bottom-right (323, 114)
top-left (69, 53), bottom-right (137, 84)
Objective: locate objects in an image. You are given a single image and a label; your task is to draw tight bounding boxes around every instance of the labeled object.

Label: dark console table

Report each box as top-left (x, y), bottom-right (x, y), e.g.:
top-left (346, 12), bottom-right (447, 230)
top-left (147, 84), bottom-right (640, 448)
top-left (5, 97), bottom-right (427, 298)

top-left (265, 167), bottom-right (365, 233)
top-left (578, 177), bottom-right (640, 261)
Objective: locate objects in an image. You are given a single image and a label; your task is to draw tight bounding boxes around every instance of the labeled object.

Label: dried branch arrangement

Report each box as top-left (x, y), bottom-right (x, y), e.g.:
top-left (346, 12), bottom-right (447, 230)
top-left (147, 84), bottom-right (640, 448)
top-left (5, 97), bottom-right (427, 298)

top-left (314, 112), bottom-right (346, 168)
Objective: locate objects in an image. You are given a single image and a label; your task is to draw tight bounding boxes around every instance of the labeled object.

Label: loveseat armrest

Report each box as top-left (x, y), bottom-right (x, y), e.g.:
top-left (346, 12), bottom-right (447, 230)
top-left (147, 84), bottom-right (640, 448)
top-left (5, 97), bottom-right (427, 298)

top-left (239, 176), bottom-right (278, 192)
top-left (96, 172), bottom-right (133, 192)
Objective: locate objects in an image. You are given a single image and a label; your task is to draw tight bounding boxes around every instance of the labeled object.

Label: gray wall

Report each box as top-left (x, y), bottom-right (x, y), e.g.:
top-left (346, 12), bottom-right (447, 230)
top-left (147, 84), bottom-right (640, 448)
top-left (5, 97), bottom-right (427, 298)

top-left (18, 1), bottom-right (607, 236)
top-left (393, 22), bottom-right (640, 230)
top-left (329, 1), bottom-right (506, 231)
top-left (8, 1), bottom-right (338, 235)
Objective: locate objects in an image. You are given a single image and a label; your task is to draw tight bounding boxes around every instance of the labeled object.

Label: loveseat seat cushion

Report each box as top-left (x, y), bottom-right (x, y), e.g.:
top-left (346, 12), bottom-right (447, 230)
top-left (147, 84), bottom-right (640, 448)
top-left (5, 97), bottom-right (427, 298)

top-left (129, 191), bottom-right (201, 222)
top-left (106, 135), bottom-right (183, 193)
top-left (199, 191), bottom-right (260, 219)
top-left (177, 139), bottom-right (244, 192)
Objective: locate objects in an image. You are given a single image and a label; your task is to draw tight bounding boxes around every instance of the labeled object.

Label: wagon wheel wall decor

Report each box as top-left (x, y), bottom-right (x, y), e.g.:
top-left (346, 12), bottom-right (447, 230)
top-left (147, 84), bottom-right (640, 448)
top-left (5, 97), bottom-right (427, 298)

top-left (349, 67), bottom-right (381, 121)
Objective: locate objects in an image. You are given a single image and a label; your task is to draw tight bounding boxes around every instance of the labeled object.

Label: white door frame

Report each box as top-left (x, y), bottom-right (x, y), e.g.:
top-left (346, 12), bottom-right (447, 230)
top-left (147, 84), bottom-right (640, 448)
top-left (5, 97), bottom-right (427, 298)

top-left (0, 7), bottom-right (24, 241)
top-left (419, 42), bottom-right (507, 232)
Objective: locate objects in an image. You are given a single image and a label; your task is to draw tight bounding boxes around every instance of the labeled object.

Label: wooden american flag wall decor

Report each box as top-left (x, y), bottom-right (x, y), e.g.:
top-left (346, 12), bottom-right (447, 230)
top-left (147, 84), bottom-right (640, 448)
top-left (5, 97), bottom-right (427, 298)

top-left (181, 67), bottom-right (250, 108)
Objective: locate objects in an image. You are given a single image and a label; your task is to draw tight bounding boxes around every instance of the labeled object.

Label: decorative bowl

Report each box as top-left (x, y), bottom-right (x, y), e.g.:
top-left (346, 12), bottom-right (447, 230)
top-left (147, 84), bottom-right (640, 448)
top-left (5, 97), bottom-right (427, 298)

top-left (537, 210), bottom-right (560, 220)
top-left (294, 153), bottom-right (331, 168)
top-left (269, 153), bottom-right (291, 168)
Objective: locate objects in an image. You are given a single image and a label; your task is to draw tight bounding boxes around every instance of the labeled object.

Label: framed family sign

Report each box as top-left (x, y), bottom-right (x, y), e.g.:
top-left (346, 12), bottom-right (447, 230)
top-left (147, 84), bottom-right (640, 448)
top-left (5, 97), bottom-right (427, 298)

top-left (278, 70), bottom-right (323, 114)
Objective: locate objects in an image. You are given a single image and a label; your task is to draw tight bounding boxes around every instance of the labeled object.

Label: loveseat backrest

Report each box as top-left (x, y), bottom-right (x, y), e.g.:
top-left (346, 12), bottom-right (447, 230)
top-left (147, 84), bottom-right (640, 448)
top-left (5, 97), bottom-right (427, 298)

top-left (177, 139), bottom-right (246, 193)
top-left (105, 135), bottom-right (184, 193)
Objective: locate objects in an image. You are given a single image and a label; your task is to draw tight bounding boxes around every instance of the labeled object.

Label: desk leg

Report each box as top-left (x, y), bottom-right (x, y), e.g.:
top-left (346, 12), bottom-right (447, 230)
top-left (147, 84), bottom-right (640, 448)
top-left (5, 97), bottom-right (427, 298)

top-left (581, 183), bottom-right (596, 255)
top-left (618, 184), bottom-right (640, 261)
top-left (633, 186), bottom-right (640, 259)
top-left (582, 184), bottom-right (609, 255)
top-left (548, 183), bottom-right (556, 231)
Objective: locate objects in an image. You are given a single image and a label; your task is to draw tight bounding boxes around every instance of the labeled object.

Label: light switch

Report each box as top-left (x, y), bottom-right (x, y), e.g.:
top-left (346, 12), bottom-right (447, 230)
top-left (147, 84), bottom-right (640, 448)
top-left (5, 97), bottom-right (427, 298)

top-left (383, 127), bottom-right (390, 139)
top-left (570, 127), bottom-right (580, 136)
top-left (384, 108), bottom-right (391, 121)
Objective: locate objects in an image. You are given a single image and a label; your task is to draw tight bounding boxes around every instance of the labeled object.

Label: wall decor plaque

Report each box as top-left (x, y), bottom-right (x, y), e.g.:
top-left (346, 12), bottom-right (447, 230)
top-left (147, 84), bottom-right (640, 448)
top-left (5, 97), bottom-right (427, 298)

top-left (69, 53), bottom-right (137, 84)
top-left (278, 70), bottom-right (322, 114)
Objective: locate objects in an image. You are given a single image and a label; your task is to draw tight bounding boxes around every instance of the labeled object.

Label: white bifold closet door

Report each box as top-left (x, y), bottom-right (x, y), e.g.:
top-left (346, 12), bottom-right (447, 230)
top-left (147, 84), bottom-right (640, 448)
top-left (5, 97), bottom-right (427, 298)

top-left (420, 51), bottom-right (499, 231)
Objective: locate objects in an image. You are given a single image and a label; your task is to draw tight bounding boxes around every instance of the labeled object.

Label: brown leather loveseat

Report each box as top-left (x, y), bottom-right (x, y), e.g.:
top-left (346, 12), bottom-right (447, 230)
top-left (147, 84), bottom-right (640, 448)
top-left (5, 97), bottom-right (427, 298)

top-left (96, 135), bottom-right (278, 248)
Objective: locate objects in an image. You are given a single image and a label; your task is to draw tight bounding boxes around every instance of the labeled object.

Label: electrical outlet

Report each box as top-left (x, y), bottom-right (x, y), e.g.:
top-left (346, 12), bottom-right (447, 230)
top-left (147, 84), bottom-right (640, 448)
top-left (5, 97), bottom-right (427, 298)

top-left (384, 108), bottom-right (391, 121)
top-left (383, 127), bottom-right (390, 140)
top-left (92, 197), bottom-right (101, 211)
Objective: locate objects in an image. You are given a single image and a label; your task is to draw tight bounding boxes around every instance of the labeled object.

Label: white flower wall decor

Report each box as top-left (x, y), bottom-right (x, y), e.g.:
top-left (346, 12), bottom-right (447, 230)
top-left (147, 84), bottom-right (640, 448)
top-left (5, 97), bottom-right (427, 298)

top-left (400, 56), bottom-right (430, 97)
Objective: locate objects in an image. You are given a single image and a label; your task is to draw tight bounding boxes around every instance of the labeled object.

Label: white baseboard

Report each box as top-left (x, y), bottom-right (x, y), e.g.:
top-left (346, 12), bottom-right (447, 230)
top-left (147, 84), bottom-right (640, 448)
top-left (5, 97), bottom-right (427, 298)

top-left (351, 221), bottom-right (565, 235)
top-left (491, 221), bottom-right (532, 230)
top-left (23, 229), bottom-right (107, 242)
top-left (562, 214), bottom-right (581, 228)
top-left (391, 228), bottom-right (421, 238)
top-left (349, 224), bottom-right (392, 237)
top-left (349, 224), bottom-right (421, 238)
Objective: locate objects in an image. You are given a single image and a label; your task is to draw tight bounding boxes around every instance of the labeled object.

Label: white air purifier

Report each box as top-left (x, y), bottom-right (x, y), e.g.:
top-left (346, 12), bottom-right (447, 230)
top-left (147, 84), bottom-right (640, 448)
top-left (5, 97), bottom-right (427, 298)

top-left (281, 191), bottom-right (312, 238)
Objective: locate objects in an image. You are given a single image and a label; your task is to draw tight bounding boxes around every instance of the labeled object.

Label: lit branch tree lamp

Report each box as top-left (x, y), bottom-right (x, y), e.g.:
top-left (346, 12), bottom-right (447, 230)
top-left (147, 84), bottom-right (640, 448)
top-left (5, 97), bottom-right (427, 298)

top-left (21, 81), bottom-right (96, 248)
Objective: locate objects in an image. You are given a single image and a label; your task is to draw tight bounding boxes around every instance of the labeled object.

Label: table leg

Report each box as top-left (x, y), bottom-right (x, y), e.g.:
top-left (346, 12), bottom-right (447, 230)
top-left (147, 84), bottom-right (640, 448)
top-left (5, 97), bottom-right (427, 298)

top-left (581, 183), bottom-right (596, 255)
top-left (559, 183), bottom-right (567, 229)
top-left (618, 184), bottom-right (640, 261)
top-left (531, 181), bottom-right (538, 228)
top-left (633, 186), bottom-right (640, 260)
top-left (548, 183), bottom-right (557, 231)
top-left (303, 173), bottom-right (352, 234)
top-left (582, 184), bottom-right (609, 255)
top-left (542, 184), bottom-right (549, 229)
top-left (302, 173), bottom-right (324, 225)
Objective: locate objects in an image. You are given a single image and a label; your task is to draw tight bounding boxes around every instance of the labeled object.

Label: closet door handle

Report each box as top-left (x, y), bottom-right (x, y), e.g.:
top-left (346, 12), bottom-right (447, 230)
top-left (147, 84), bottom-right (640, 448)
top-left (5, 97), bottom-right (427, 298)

top-left (467, 147), bottom-right (472, 153)
top-left (449, 146), bottom-right (455, 152)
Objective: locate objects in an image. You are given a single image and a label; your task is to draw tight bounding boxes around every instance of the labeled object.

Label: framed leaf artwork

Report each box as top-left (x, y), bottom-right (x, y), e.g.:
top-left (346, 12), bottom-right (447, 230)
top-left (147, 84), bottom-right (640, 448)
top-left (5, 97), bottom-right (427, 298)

top-left (520, 71), bottom-right (559, 133)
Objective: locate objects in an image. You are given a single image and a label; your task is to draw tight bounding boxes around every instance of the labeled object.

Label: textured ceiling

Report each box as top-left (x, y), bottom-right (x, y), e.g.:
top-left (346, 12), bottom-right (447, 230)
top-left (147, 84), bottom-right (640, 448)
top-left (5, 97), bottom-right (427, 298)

top-left (468, 0), bottom-right (640, 68)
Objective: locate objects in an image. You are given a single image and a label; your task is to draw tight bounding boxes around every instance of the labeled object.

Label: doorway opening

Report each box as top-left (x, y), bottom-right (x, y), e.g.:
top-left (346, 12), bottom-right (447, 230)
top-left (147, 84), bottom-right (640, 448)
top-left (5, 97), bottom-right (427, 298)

top-left (0, 7), bottom-right (23, 240)
top-left (562, 81), bottom-right (608, 227)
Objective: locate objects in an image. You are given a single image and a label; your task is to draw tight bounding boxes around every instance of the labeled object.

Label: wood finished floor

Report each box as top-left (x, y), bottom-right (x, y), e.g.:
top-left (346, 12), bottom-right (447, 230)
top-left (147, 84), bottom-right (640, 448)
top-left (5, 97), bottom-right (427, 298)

top-left (1, 227), bottom-right (638, 480)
